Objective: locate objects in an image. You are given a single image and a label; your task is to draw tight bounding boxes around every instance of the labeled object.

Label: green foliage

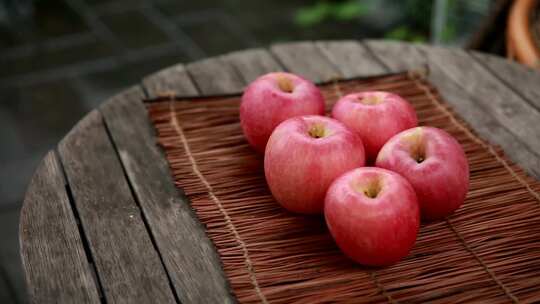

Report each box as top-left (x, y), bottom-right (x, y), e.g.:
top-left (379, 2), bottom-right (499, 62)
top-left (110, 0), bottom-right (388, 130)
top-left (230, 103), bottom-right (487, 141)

top-left (294, 0), bottom-right (370, 27)
top-left (441, 23), bottom-right (456, 42)
top-left (385, 26), bottom-right (409, 40)
top-left (295, 0), bottom-right (489, 43)
top-left (333, 1), bottom-right (370, 21)
top-left (384, 25), bottom-right (427, 42)
top-left (295, 1), bottom-right (332, 27)
top-left (294, 0), bottom-right (431, 42)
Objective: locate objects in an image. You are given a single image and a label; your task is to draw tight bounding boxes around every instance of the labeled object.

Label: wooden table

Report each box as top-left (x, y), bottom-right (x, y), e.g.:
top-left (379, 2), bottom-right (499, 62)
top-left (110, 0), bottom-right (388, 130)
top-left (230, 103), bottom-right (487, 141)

top-left (19, 40), bottom-right (540, 303)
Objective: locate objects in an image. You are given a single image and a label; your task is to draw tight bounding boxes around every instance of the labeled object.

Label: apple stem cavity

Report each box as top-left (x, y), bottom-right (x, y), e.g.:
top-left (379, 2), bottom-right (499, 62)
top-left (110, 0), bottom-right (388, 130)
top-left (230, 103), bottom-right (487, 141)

top-left (276, 75), bottom-right (295, 93)
top-left (410, 141), bottom-right (426, 164)
top-left (308, 123), bottom-right (329, 139)
top-left (363, 179), bottom-right (382, 199)
top-left (402, 128), bottom-right (426, 164)
top-left (352, 178), bottom-right (382, 199)
top-left (357, 94), bottom-right (384, 105)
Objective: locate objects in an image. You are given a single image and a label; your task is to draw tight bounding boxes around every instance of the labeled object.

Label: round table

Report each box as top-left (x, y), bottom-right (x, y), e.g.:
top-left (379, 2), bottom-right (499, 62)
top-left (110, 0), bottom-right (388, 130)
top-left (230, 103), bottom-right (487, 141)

top-left (19, 40), bottom-right (540, 303)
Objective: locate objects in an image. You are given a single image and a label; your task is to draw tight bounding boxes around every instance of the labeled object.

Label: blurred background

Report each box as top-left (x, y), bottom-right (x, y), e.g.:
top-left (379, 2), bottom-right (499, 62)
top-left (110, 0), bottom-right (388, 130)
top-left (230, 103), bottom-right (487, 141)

top-left (1, 0), bottom-right (537, 302)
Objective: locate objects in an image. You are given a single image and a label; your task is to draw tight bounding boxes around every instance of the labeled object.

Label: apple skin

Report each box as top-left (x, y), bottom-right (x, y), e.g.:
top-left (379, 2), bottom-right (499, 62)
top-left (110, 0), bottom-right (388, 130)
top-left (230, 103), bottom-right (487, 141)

top-left (332, 91), bottom-right (417, 162)
top-left (375, 127), bottom-right (469, 220)
top-left (264, 115), bottom-right (365, 214)
top-left (240, 72), bottom-right (325, 153)
top-left (325, 167), bottom-right (420, 266)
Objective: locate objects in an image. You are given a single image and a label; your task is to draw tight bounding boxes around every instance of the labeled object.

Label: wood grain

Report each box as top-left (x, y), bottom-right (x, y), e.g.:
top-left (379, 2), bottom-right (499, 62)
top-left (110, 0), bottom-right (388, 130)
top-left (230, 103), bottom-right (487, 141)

top-left (427, 64), bottom-right (540, 178)
top-left (270, 41), bottom-right (341, 83)
top-left (364, 40), bottom-right (540, 178)
top-left (421, 45), bottom-right (540, 154)
top-left (149, 73), bottom-right (540, 303)
top-left (143, 63), bottom-right (198, 98)
top-left (186, 56), bottom-right (245, 95)
top-left (363, 40), bottom-right (427, 71)
top-left (101, 87), bottom-right (235, 303)
top-left (316, 40), bottom-right (387, 78)
top-left (20, 151), bottom-right (100, 304)
top-left (58, 110), bottom-right (176, 304)
top-left (20, 40), bottom-right (540, 303)
top-left (222, 48), bottom-right (283, 83)
top-left (471, 51), bottom-right (540, 110)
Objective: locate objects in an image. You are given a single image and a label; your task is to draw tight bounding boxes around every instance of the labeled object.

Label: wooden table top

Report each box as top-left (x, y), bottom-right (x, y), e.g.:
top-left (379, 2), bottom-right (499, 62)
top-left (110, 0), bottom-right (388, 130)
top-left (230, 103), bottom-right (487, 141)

top-left (19, 40), bottom-right (540, 303)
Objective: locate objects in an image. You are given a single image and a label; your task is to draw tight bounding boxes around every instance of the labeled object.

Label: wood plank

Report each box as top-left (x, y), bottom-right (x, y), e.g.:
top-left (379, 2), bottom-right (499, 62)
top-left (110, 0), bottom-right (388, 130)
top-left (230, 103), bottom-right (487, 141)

top-left (470, 51), bottom-right (540, 110)
top-left (316, 40), bottom-right (387, 78)
top-left (143, 63), bottom-right (198, 98)
top-left (20, 151), bottom-right (100, 304)
top-left (222, 48), bottom-right (283, 83)
top-left (420, 45), bottom-right (540, 155)
top-left (363, 40), bottom-right (427, 71)
top-left (58, 110), bottom-right (176, 304)
top-left (270, 41), bottom-right (341, 83)
top-left (427, 65), bottom-right (540, 178)
top-left (100, 87), bottom-right (235, 303)
top-left (364, 40), bottom-right (540, 179)
top-left (186, 56), bottom-right (245, 95)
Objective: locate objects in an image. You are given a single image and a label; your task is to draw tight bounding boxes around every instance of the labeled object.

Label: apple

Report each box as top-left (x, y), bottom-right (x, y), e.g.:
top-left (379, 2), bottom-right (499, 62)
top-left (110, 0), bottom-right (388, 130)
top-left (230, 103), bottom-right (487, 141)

top-left (264, 115), bottom-right (365, 214)
top-left (325, 167), bottom-right (420, 266)
top-left (240, 72), bottom-right (325, 153)
top-left (332, 91), bottom-right (418, 162)
top-left (375, 127), bottom-right (469, 220)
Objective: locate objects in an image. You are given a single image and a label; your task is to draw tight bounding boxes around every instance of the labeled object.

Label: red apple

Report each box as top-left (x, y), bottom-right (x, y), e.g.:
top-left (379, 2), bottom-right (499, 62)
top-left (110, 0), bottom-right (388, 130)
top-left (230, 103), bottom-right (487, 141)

top-left (264, 115), bottom-right (365, 214)
top-left (240, 72), bottom-right (325, 153)
top-left (332, 91), bottom-right (417, 162)
top-left (325, 167), bottom-right (420, 266)
top-left (375, 127), bottom-right (469, 220)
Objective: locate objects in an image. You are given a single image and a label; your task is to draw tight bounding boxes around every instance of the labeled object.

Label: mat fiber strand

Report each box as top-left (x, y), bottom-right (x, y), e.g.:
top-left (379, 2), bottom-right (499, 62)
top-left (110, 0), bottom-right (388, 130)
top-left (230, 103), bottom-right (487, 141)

top-left (146, 71), bottom-right (540, 303)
